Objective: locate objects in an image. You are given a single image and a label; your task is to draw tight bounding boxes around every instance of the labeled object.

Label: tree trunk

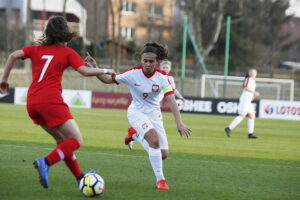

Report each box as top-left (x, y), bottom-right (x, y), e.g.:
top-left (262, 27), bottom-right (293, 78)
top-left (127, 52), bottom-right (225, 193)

top-left (108, 0), bottom-right (116, 69)
top-left (94, 0), bottom-right (99, 58)
top-left (202, 0), bottom-right (224, 59)
top-left (63, 0), bottom-right (68, 18)
top-left (25, 0), bottom-right (32, 46)
top-left (115, 0), bottom-right (122, 73)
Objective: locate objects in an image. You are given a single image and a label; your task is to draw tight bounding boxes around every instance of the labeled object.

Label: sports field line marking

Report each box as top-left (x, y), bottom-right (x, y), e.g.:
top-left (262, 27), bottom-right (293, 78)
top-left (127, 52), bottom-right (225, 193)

top-left (1, 143), bottom-right (300, 170)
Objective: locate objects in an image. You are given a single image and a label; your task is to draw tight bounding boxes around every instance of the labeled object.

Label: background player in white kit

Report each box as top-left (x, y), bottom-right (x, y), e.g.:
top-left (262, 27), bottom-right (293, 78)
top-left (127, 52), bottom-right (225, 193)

top-left (159, 59), bottom-right (186, 102)
top-left (127, 59), bottom-right (186, 151)
top-left (85, 42), bottom-right (191, 190)
top-left (225, 69), bottom-right (260, 139)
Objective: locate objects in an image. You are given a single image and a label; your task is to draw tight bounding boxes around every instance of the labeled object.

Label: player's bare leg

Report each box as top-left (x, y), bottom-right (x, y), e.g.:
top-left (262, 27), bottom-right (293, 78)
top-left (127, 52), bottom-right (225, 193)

top-left (33, 119), bottom-right (84, 188)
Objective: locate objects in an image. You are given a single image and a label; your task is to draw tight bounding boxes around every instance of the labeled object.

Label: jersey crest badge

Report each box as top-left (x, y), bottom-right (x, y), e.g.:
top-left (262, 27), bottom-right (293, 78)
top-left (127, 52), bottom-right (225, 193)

top-left (152, 84), bottom-right (159, 92)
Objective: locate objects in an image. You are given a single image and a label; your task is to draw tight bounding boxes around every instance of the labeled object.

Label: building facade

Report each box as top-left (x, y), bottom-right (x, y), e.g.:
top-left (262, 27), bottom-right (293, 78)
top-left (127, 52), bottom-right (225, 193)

top-left (80, 0), bottom-right (174, 47)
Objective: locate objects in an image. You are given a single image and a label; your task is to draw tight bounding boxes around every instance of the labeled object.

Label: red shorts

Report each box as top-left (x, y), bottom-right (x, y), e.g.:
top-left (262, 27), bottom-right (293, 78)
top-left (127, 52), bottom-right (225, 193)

top-left (27, 103), bottom-right (74, 128)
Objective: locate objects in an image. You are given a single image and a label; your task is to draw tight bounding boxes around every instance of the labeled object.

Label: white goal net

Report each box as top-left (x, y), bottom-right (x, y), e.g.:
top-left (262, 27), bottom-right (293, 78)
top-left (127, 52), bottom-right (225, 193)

top-left (201, 74), bottom-right (294, 101)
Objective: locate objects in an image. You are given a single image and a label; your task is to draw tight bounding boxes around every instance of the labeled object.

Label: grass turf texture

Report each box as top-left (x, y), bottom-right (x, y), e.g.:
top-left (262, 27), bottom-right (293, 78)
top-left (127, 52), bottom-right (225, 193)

top-left (0, 103), bottom-right (299, 200)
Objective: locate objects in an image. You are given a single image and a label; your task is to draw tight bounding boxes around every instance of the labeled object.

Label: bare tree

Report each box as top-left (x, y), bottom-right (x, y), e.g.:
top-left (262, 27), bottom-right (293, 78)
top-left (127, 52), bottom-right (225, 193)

top-left (115, 0), bottom-right (122, 73)
top-left (108, 0), bottom-right (122, 71)
top-left (25, 0), bottom-right (32, 46)
top-left (178, 0), bottom-right (226, 61)
top-left (108, 0), bottom-right (116, 69)
top-left (63, 0), bottom-right (68, 18)
top-left (93, 0), bottom-right (100, 59)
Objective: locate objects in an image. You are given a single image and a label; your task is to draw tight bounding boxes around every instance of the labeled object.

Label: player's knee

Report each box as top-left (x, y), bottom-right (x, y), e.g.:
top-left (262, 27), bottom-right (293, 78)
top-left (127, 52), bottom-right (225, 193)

top-left (249, 113), bottom-right (255, 119)
top-left (161, 150), bottom-right (168, 160)
top-left (162, 153), bottom-right (168, 160)
top-left (150, 139), bottom-right (159, 149)
top-left (145, 129), bottom-right (160, 148)
top-left (74, 135), bottom-right (83, 145)
top-left (239, 115), bottom-right (246, 119)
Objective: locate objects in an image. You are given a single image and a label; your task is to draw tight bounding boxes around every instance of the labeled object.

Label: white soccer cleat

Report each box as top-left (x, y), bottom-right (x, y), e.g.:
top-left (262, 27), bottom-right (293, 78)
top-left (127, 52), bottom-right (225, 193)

top-left (128, 141), bottom-right (134, 150)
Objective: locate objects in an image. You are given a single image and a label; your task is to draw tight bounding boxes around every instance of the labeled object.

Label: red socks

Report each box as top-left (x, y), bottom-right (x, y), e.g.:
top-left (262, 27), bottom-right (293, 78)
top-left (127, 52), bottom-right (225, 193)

top-left (63, 154), bottom-right (83, 179)
top-left (45, 139), bottom-right (83, 179)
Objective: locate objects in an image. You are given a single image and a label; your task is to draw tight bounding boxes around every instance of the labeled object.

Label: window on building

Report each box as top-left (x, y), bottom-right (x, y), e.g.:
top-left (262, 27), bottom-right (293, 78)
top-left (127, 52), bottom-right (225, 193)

top-left (148, 3), bottom-right (163, 17)
top-left (121, 27), bottom-right (135, 40)
top-left (121, 1), bottom-right (136, 14)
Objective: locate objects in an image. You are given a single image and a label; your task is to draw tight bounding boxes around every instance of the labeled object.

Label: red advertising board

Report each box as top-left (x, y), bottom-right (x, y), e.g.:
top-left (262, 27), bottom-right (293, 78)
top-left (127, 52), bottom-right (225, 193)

top-left (92, 91), bottom-right (172, 111)
top-left (92, 92), bottom-right (132, 109)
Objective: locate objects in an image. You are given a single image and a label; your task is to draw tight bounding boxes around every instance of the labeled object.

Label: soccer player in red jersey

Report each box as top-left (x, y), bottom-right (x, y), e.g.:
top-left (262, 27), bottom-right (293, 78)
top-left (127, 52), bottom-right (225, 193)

top-left (0, 16), bottom-right (115, 189)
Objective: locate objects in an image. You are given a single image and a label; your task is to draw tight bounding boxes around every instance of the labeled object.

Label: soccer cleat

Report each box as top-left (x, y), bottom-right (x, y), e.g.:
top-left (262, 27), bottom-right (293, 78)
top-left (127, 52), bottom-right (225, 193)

top-left (225, 127), bottom-right (231, 138)
top-left (77, 169), bottom-right (96, 185)
top-left (33, 158), bottom-right (50, 188)
top-left (87, 169), bottom-right (96, 174)
top-left (125, 127), bottom-right (136, 146)
top-left (156, 179), bottom-right (169, 190)
top-left (128, 141), bottom-right (134, 150)
top-left (248, 133), bottom-right (258, 139)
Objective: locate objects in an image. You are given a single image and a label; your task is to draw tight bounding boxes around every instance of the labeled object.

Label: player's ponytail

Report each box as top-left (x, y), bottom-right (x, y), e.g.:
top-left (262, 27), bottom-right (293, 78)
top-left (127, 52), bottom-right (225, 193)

top-left (38, 16), bottom-right (77, 45)
top-left (141, 42), bottom-right (168, 61)
top-left (242, 72), bottom-right (250, 87)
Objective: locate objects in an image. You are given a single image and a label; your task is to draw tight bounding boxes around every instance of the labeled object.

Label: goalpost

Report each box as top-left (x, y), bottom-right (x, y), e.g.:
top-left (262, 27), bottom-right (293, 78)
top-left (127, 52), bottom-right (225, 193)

top-left (201, 74), bottom-right (295, 101)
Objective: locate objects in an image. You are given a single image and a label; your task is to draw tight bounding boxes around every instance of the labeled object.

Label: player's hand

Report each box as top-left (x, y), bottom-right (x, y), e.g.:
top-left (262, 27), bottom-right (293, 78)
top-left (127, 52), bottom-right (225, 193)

top-left (177, 123), bottom-right (191, 138)
top-left (180, 97), bottom-right (186, 104)
top-left (0, 81), bottom-right (9, 93)
top-left (85, 52), bottom-right (97, 68)
top-left (105, 69), bottom-right (116, 75)
top-left (254, 92), bottom-right (260, 97)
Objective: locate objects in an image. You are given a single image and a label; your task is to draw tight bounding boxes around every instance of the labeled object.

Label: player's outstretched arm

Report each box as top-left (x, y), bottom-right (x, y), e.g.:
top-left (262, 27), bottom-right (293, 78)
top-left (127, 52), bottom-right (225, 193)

top-left (0, 50), bottom-right (25, 93)
top-left (77, 66), bottom-right (115, 77)
top-left (165, 94), bottom-right (191, 138)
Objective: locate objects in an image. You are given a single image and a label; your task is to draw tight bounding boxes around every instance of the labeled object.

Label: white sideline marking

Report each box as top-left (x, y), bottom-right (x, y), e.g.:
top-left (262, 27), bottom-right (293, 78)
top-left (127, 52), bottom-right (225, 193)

top-left (0, 143), bottom-right (299, 169)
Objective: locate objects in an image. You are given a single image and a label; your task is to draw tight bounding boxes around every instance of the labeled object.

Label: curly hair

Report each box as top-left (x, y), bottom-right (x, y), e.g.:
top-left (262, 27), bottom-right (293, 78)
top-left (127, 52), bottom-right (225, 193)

top-left (141, 42), bottom-right (168, 61)
top-left (38, 16), bottom-right (77, 45)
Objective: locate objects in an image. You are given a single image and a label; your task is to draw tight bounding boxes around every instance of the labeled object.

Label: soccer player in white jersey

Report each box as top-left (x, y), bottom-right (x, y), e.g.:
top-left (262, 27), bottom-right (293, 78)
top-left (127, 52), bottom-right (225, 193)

top-left (85, 42), bottom-right (191, 190)
top-left (159, 59), bottom-right (186, 102)
top-left (127, 59), bottom-right (186, 151)
top-left (225, 69), bottom-right (260, 139)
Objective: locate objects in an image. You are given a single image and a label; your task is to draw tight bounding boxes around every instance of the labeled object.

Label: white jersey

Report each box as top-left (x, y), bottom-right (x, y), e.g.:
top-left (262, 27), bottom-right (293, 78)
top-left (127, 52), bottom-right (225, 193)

top-left (158, 74), bottom-right (176, 102)
top-left (240, 76), bottom-right (256, 102)
top-left (113, 66), bottom-right (174, 113)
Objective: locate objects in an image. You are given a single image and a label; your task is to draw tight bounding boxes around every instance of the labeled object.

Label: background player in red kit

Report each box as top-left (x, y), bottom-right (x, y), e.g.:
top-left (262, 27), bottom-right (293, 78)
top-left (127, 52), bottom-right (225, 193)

top-left (0, 16), bottom-right (115, 189)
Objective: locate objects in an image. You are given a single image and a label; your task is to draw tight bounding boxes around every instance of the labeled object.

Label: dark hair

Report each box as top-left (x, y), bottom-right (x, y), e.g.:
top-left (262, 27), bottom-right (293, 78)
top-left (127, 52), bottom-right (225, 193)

top-left (242, 72), bottom-right (250, 87)
top-left (38, 16), bottom-right (77, 45)
top-left (141, 42), bottom-right (168, 61)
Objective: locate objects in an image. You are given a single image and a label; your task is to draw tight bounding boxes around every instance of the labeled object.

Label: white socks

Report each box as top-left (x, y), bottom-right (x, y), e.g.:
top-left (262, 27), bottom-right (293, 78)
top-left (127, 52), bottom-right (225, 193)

top-left (148, 147), bottom-right (164, 181)
top-left (248, 118), bottom-right (255, 133)
top-left (229, 116), bottom-right (243, 130)
top-left (132, 134), bottom-right (149, 152)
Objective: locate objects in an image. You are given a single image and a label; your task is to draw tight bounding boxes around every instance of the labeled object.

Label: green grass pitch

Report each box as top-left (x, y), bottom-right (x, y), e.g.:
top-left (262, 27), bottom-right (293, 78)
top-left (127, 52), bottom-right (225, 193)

top-left (0, 103), bottom-right (299, 200)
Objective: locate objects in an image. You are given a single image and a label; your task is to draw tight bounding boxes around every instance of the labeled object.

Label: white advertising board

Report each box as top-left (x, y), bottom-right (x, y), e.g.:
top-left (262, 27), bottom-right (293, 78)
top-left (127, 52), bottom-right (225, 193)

top-left (14, 87), bottom-right (91, 108)
top-left (62, 89), bottom-right (91, 108)
top-left (14, 87), bottom-right (28, 105)
top-left (259, 99), bottom-right (300, 121)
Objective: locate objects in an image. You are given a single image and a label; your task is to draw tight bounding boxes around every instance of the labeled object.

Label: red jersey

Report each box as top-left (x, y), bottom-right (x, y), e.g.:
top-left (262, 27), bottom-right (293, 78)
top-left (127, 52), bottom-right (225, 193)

top-left (21, 45), bottom-right (85, 105)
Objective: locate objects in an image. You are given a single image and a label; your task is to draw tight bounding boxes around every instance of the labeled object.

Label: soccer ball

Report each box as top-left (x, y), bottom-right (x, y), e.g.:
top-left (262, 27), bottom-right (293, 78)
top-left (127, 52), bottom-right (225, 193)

top-left (79, 173), bottom-right (105, 197)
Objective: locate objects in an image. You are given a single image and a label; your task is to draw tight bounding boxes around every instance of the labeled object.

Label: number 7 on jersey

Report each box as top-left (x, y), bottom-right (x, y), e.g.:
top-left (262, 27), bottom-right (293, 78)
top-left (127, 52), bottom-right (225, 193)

top-left (38, 55), bottom-right (54, 82)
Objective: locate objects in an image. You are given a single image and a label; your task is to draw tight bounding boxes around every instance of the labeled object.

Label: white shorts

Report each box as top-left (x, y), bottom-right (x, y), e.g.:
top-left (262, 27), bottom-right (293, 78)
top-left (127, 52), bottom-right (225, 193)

top-left (238, 100), bottom-right (255, 116)
top-left (127, 109), bottom-right (168, 150)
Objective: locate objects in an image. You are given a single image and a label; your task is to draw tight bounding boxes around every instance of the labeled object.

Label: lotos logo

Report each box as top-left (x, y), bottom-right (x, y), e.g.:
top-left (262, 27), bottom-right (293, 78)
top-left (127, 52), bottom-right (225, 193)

top-left (264, 105), bottom-right (274, 114)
